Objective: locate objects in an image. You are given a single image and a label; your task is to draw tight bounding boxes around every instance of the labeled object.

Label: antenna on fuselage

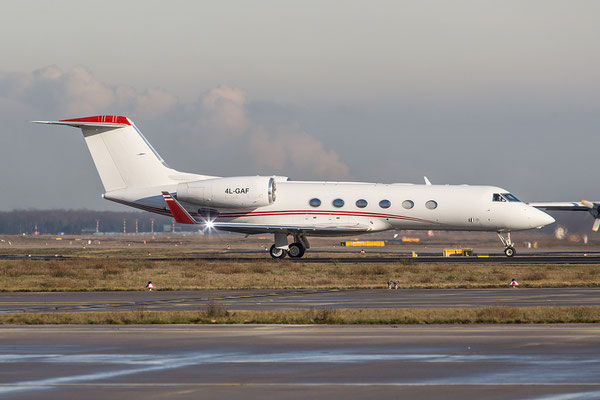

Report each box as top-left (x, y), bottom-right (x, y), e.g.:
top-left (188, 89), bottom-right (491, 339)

top-left (424, 176), bottom-right (432, 185)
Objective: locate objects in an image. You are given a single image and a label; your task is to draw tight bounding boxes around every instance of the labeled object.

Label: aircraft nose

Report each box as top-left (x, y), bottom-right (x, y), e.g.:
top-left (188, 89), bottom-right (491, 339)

top-left (531, 208), bottom-right (555, 228)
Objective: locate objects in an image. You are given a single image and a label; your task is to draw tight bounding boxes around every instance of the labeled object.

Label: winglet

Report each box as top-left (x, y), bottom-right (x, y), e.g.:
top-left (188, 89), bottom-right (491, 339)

top-left (161, 191), bottom-right (197, 224)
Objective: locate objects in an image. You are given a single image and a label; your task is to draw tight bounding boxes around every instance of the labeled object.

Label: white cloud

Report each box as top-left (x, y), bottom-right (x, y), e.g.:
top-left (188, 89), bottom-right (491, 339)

top-left (249, 123), bottom-right (350, 180)
top-left (0, 65), bottom-right (176, 118)
top-left (201, 85), bottom-right (249, 136)
top-left (0, 65), bottom-right (352, 184)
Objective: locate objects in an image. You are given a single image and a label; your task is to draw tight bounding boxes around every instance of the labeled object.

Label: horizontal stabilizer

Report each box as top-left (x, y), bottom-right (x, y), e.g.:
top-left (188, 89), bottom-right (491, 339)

top-left (33, 115), bottom-right (130, 128)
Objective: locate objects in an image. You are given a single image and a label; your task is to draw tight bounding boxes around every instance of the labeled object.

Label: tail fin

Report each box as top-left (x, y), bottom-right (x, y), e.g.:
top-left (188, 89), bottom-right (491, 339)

top-left (35, 115), bottom-right (177, 192)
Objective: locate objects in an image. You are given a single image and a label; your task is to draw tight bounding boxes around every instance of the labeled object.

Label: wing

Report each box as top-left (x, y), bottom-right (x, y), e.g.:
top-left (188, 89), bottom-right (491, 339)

top-left (161, 191), bottom-right (373, 235)
top-left (208, 222), bottom-right (372, 235)
top-left (529, 200), bottom-right (600, 231)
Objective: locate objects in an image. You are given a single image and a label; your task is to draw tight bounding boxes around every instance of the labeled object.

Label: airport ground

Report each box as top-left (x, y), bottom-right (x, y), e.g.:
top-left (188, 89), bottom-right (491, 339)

top-left (2, 324), bottom-right (600, 400)
top-left (2, 234), bottom-right (600, 399)
top-left (1, 233), bottom-right (600, 292)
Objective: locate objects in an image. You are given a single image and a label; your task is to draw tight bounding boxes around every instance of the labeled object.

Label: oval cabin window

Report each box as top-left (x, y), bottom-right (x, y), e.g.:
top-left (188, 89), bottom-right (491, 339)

top-left (402, 200), bottom-right (414, 209)
top-left (309, 198), bottom-right (321, 207)
top-left (332, 198), bottom-right (345, 208)
top-left (379, 200), bottom-right (391, 209)
top-left (425, 200), bottom-right (438, 210)
top-left (355, 199), bottom-right (368, 208)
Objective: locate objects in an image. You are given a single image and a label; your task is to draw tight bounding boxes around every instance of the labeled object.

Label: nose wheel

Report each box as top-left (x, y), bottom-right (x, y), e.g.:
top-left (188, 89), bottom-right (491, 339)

top-left (497, 232), bottom-right (516, 257)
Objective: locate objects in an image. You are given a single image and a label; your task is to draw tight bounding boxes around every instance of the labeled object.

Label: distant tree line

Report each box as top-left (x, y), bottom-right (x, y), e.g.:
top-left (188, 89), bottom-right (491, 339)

top-left (0, 209), bottom-right (181, 235)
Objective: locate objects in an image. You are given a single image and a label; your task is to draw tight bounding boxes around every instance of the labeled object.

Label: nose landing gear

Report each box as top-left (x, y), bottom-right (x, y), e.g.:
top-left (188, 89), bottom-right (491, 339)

top-left (497, 232), bottom-right (516, 257)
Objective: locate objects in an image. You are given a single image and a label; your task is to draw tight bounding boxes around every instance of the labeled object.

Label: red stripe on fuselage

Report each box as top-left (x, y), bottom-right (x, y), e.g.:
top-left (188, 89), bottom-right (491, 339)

top-left (218, 210), bottom-right (439, 224)
top-left (107, 198), bottom-right (439, 226)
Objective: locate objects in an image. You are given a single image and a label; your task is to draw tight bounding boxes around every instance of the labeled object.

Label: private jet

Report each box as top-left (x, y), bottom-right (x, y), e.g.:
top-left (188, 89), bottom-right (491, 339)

top-left (37, 115), bottom-right (584, 258)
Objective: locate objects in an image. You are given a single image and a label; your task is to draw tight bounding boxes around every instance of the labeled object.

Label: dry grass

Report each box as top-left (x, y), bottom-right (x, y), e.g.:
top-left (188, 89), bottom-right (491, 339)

top-left (1, 306), bottom-right (599, 324)
top-left (1, 258), bottom-right (600, 291)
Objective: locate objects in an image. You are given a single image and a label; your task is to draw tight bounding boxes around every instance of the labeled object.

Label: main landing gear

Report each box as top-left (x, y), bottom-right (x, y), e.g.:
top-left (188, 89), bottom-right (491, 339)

top-left (497, 231), bottom-right (516, 257)
top-left (269, 233), bottom-right (309, 259)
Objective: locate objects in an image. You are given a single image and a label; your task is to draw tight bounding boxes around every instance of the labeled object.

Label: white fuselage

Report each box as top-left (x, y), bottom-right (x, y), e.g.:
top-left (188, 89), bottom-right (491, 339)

top-left (108, 181), bottom-right (555, 235)
top-left (215, 182), bottom-right (553, 233)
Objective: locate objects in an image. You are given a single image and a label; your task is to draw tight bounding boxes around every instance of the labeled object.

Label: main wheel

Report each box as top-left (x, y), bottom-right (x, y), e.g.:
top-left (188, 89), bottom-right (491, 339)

top-left (269, 244), bottom-right (287, 259)
top-left (504, 247), bottom-right (516, 257)
top-left (287, 242), bottom-right (305, 258)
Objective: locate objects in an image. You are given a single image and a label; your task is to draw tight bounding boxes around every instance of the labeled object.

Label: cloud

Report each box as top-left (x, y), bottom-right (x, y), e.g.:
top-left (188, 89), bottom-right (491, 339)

top-left (195, 86), bottom-right (351, 179)
top-left (0, 65), bottom-right (351, 182)
top-left (201, 86), bottom-right (249, 136)
top-left (0, 65), bottom-right (176, 118)
top-left (249, 124), bottom-right (350, 180)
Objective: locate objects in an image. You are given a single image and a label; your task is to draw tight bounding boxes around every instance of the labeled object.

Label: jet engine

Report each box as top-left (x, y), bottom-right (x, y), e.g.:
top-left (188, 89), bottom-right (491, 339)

top-left (176, 176), bottom-right (276, 208)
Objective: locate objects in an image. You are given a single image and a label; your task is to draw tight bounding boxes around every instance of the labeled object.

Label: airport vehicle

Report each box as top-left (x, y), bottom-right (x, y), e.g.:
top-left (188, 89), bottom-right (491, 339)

top-left (36, 115), bottom-right (557, 258)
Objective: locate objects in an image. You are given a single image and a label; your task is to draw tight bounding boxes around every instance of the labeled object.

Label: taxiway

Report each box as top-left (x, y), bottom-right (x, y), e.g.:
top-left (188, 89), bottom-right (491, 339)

top-left (1, 287), bottom-right (599, 313)
top-left (1, 325), bottom-right (599, 399)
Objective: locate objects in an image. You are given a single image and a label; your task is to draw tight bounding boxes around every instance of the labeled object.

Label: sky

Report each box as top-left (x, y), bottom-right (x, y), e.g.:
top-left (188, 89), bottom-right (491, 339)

top-left (1, 0), bottom-right (599, 210)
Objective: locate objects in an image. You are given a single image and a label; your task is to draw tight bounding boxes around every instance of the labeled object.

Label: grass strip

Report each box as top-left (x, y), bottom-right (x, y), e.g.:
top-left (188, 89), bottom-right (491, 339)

top-left (2, 306), bottom-right (600, 325)
top-left (2, 258), bottom-right (600, 291)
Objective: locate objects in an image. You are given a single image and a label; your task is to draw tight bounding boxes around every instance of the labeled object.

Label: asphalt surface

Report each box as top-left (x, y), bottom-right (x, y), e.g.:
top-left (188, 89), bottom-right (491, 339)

top-left (2, 287), bottom-right (599, 313)
top-left (3, 251), bottom-right (600, 264)
top-left (1, 325), bottom-right (600, 399)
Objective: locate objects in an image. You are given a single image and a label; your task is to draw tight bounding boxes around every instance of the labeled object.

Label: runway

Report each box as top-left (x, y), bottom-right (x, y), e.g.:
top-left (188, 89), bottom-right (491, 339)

top-left (2, 287), bottom-right (599, 313)
top-left (3, 251), bottom-right (600, 264)
top-left (1, 325), bottom-right (600, 399)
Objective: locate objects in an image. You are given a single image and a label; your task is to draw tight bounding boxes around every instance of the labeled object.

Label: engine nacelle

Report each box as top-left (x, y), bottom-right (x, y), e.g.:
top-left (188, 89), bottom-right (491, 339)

top-left (176, 176), bottom-right (276, 208)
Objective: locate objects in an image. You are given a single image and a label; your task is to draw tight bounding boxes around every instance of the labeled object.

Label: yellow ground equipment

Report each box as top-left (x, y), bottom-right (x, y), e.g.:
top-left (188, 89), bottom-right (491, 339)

top-left (442, 248), bottom-right (474, 257)
top-left (341, 241), bottom-right (385, 247)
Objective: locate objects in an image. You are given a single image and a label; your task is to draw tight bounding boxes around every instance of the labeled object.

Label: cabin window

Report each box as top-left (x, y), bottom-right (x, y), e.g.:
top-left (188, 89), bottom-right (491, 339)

top-left (309, 198), bottom-right (321, 207)
top-left (502, 193), bottom-right (521, 202)
top-left (332, 198), bottom-right (345, 208)
top-left (379, 199), bottom-right (391, 209)
top-left (355, 199), bottom-right (368, 208)
top-left (402, 200), bottom-right (414, 209)
top-left (425, 200), bottom-right (438, 210)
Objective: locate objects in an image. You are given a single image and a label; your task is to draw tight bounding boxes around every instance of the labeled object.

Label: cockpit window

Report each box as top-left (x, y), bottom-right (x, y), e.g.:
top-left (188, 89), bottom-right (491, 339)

top-left (493, 193), bottom-right (521, 202)
top-left (492, 193), bottom-right (506, 202)
top-left (502, 193), bottom-right (521, 202)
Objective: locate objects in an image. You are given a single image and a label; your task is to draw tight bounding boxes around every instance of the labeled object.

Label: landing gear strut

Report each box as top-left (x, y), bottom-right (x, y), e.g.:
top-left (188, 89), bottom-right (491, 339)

top-left (497, 232), bottom-right (516, 257)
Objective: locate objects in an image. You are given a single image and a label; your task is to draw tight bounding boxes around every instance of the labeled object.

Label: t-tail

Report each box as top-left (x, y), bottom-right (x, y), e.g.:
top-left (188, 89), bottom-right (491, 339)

top-left (34, 115), bottom-right (211, 193)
